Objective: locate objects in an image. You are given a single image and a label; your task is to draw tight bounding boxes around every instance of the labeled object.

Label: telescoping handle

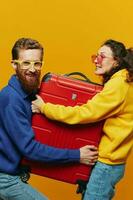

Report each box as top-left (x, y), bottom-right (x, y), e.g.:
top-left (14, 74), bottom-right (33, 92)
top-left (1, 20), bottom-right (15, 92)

top-left (64, 72), bottom-right (92, 83)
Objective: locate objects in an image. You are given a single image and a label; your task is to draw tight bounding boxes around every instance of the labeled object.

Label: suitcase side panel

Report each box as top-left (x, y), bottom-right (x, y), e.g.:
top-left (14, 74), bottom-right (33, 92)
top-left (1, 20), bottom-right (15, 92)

top-left (22, 74), bottom-right (103, 184)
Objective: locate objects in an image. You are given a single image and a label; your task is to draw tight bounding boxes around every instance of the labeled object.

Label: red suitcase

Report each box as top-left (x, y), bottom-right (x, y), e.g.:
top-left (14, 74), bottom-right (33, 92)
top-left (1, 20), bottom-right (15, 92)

top-left (22, 72), bottom-right (103, 185)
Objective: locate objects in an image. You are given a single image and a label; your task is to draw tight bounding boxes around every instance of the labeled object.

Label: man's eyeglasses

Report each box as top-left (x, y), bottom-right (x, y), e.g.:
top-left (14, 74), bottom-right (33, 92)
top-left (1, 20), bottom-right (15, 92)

top-left (91, 54), bottom-right (113, 64)
top-left (12, 60), bottom-right (43, 70)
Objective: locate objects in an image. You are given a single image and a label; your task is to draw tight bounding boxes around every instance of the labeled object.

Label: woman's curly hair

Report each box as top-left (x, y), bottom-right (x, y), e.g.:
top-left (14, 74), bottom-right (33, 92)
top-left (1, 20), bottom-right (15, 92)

top-left (101, 39), bottom-right (133, 83)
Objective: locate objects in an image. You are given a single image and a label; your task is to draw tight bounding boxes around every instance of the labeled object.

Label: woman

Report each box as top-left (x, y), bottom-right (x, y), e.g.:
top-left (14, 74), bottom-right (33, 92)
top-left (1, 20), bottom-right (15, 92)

top-left (32, 39), bottom-right (133, 200)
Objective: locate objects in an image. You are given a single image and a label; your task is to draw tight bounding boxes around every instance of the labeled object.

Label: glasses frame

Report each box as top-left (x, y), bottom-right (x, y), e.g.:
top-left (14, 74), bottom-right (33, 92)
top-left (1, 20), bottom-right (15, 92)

top-left (91, 54), bottom-right (113, 64)
top-left (12, 60), bottom-right (43, 70)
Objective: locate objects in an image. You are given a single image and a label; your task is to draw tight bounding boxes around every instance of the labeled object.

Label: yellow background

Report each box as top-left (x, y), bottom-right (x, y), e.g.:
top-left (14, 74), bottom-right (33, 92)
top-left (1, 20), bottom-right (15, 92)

top-left (0, 0), bottom-right (132, 199)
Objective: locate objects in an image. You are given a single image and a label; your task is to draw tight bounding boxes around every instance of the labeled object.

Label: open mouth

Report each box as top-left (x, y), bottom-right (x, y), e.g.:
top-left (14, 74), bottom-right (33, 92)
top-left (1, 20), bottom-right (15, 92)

top-left (95, 66), bottom-right (102, 70)
top-left (26, 72), bottom-right (37, 76)
top-left (25, 73), bottom-right (38, 81)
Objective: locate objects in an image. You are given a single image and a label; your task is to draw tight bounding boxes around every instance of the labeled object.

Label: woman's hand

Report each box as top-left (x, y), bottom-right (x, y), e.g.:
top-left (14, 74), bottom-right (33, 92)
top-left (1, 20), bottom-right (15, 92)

top-left (32, 95), bottom-right (45, 113)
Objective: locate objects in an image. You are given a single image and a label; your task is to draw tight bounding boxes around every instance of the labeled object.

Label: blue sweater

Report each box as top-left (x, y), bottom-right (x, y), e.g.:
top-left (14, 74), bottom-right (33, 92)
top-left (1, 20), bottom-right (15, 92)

top-left (0, 75), bottom-right (80, 174)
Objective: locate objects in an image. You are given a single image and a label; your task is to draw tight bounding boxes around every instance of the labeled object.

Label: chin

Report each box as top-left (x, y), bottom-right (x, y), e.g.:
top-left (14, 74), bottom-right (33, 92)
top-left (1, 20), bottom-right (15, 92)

top-left (16, 68), bottom-right (41, 93)
top-left (94, 70), bottom-right (104, 76)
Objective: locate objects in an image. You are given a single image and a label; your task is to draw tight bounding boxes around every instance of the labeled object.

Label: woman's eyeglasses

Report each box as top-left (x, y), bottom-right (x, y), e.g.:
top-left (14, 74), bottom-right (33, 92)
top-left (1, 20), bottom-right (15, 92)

top-left (91, 54), bottom-right (113, 64)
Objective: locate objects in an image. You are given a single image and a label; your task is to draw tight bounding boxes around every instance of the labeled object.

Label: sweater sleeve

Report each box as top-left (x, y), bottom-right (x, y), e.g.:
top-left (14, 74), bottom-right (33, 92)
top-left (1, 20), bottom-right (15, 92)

top-left (41, 76), bottom-right (128, 124)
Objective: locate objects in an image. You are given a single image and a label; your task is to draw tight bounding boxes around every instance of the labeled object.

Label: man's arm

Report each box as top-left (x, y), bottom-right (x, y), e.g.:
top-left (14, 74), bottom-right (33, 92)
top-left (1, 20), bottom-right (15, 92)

top-left (3, 103), bottom-right (98, 165)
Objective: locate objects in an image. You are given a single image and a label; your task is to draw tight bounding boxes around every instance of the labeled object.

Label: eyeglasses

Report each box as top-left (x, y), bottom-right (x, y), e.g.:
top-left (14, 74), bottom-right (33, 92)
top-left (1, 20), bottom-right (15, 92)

top-left (91, 54), bottom-right (113, 64)
top-left (12, 60), bottom-right (43, 70)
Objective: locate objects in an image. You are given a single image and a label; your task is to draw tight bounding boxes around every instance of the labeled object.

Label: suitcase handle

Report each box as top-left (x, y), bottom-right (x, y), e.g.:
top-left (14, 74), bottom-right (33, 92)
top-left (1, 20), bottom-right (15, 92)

top-left (64, 72), bottom-right (102, 86)
top-left (64, 72), bottom-right (91, 83)
top-left (42, 72), bottom-right (102, 86)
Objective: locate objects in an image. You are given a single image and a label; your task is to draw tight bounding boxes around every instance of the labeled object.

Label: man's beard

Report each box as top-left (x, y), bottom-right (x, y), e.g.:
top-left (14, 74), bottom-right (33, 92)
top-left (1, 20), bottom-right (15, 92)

top-left (16, 68), bottom-right (41, 94)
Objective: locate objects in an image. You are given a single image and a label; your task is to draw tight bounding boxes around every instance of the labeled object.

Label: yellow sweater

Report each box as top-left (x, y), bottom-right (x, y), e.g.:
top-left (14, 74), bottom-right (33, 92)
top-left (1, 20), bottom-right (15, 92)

top-left (41, 69), bottom-right (133, 164)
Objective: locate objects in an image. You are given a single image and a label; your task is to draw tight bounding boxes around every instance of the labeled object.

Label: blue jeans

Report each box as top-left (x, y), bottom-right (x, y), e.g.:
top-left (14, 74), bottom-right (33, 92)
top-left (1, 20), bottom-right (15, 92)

top-left (83, 161), bottom-right (125, 200)
top-left (0, 173), bottom-right (48, 200)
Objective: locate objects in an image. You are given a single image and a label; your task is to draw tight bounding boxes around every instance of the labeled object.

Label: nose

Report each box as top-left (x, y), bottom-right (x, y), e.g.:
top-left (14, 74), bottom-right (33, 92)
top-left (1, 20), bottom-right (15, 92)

top-left (91, 55), bottom-right (98, 64)
top-left (29, 64), bottom-right (36, 72)
top-left (94, 57), bottom-right (98, 64)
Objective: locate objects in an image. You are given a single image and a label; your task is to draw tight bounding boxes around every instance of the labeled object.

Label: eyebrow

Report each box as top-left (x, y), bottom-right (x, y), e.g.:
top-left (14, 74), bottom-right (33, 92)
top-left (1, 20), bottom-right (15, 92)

top-left (98, 51), bottom-right (105, 54)
top-left (97, 52), bottom-right (106, 56)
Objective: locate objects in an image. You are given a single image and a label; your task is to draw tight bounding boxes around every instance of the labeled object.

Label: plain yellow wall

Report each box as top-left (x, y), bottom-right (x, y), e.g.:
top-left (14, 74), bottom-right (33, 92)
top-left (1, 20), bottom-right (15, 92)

top-left (0, 0), bottom-right (132, 199)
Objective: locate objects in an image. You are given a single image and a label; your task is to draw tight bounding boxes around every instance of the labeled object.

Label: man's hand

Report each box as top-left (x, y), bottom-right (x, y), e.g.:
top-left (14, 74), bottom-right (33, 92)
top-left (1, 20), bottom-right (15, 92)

top-left (80, 145), bottom-right (98, 165)
top-left (32, 95), bottom-right (45, 113)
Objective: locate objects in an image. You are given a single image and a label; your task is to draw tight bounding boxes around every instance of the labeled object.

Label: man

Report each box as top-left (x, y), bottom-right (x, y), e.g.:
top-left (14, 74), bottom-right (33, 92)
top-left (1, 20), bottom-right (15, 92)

top-left (0, 38), bottom-right (98, 200)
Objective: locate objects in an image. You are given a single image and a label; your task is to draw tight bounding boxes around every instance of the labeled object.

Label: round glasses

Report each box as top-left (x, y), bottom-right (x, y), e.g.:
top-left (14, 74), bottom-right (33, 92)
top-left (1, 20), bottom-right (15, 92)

top-left (91, 54), bottom-right (107, 64)
top-left (12, 60), bottom-right (43, 70)
top-left (91, 54), bottom-right (113, 65)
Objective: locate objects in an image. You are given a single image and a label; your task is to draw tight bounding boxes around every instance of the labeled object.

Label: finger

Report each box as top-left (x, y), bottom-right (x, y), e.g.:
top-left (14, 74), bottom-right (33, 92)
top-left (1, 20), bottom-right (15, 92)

top-left (87, 159), bottom-right (97, 165)
top-left (36, 95), bottom-right (42, 100)
top-left (85, 160), bottom-right (95, 165)
top-left (89, 151), bottom-right (98, 156)
top-left (89, 162), bottom-right (95, 165)
top-left (92, 156), bottom-right (98, 160)
top-left (31, 105), bottom-right (37, 110)
top-left (36, 94), bottom-right (39, 99)
top-left (84, 145), bottom-right (98, 151)
top-left (88, 156), bottom-right (98, 160)
top-left (32, 101), bottom-right (37, 105)
top-left (88, 145), bottom-right (98, 150)
top-left (82, 160), bottom-right (90, 165)
top-left (32, 108), bottom-right (39, 113)
top-left (32, 108), bottom-right (37, 112)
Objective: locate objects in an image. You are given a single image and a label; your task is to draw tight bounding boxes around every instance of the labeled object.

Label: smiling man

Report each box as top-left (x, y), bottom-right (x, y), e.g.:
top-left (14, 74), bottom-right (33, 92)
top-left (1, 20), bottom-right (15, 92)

top-left (0, 38), bottom-right (98, 200)
top-left (12, 51), bottom-right (42, 92)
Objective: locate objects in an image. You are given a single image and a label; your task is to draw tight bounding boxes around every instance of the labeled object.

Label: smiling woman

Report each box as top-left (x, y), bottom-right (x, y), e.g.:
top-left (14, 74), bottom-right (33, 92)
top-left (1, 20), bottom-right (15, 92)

top-left (92, 47), bottom-right (117, 75)
top-left (92, 40), bottom-right (126, 77)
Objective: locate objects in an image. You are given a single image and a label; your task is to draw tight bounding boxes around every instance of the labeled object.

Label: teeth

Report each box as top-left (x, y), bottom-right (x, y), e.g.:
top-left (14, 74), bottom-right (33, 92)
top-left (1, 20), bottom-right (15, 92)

top-left (96, 66), bottom-right (101, 69)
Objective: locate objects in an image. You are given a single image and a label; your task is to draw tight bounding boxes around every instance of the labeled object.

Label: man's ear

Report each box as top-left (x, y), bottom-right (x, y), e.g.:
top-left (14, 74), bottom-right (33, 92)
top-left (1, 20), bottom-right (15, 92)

top-left (11, 61), bottom-right (17, 70)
